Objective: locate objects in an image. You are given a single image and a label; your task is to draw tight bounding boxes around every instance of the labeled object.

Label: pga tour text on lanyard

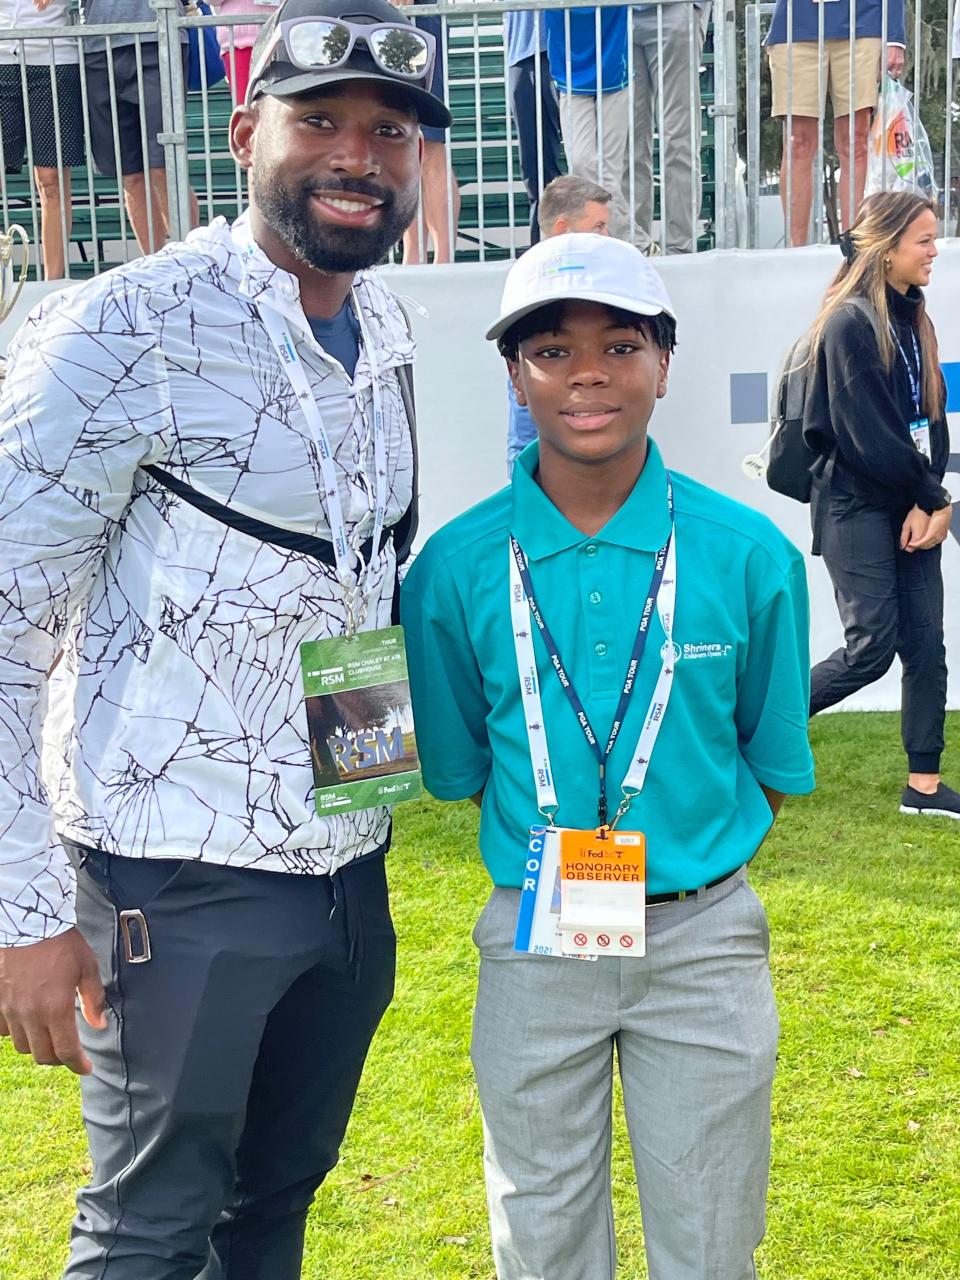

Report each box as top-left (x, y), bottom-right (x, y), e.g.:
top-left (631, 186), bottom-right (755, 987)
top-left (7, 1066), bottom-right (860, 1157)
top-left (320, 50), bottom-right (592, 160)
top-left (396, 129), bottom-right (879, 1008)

top-left (509, 479), bottom-right (677, 830)
top-left (240, 240), bottom-right (388, 635)
top-left (890, 323), bottom-right (923, 421)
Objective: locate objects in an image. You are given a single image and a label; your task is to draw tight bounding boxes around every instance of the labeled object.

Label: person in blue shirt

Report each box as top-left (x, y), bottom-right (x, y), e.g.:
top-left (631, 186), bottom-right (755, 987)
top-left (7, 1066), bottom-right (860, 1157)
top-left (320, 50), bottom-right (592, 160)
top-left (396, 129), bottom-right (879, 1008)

top-left (544, 5), bottom-right (631, 237)
top-left (506, 174), bottom-right (612, 474)
top-left (765, 0), bottom-right (906, 245)
top-left (503, 5), bottom-right (564, 244)
top-left (402, 233), bottom-right (815, 1280)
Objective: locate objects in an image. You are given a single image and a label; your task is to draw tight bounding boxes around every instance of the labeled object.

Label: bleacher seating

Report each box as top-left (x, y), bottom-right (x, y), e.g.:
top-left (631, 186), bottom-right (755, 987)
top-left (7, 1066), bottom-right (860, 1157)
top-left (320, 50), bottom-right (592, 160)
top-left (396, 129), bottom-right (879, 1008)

top-left (0, 11), bottom-right (717, 274)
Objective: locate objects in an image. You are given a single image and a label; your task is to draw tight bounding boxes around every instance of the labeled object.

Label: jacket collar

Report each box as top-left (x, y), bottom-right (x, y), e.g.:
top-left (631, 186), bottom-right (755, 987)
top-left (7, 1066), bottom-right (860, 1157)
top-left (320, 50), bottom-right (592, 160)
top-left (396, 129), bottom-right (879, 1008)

top-left (187, 212), bottom-right (416, 374)
top-left (886, 282), bottom-right (923, 326)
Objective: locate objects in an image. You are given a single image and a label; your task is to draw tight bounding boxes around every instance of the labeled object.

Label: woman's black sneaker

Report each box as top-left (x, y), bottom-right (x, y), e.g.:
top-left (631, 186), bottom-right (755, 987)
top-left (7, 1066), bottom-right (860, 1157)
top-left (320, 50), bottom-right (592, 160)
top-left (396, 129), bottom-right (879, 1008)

top-left (899, 783), bottom-right (960, 820)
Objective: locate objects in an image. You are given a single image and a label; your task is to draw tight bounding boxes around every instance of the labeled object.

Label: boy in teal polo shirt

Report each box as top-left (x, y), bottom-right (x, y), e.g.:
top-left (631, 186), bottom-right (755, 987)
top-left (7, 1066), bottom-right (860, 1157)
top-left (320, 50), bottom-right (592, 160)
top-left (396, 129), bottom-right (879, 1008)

top-left (401, 234), bottom-right (814, 1280)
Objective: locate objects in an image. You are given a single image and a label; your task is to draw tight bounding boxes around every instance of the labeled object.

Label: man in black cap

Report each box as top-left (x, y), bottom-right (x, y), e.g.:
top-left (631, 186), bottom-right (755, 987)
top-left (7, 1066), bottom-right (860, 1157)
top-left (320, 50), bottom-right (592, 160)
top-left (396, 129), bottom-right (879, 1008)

top-left (0, 2), bottom-right (448, 1276)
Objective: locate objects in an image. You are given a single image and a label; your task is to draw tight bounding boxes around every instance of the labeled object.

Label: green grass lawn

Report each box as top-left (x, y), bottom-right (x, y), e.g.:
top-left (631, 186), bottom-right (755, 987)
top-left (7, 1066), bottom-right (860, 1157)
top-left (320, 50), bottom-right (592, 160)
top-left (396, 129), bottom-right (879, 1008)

top-left (2, 712), bottom-right (958, 1278)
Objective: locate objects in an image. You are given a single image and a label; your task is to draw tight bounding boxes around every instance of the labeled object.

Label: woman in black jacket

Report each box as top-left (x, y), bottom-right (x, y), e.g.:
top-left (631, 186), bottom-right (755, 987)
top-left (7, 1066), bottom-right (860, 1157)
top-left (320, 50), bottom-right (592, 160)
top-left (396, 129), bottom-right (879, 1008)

top-left (803, 191), bottom-right (957, 819)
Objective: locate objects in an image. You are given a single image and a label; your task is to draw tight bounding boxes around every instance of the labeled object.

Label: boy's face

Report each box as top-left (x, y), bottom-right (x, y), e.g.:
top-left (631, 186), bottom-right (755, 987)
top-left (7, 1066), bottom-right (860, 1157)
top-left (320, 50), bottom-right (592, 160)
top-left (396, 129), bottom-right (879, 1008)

top-left (507, 300), bottom-right (670, 469)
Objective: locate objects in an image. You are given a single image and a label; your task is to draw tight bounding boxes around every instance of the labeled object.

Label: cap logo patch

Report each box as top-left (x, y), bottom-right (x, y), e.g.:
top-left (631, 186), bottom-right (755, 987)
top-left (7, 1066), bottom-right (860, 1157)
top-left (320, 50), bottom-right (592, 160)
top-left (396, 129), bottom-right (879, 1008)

top-left (538, 251), bottom-right (589, 282)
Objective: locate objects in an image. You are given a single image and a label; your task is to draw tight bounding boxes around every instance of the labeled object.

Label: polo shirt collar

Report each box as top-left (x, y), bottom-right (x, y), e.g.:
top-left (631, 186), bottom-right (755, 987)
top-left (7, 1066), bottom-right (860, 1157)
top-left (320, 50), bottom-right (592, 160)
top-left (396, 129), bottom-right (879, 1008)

top-left (511, 437), bottom-right (672, 561)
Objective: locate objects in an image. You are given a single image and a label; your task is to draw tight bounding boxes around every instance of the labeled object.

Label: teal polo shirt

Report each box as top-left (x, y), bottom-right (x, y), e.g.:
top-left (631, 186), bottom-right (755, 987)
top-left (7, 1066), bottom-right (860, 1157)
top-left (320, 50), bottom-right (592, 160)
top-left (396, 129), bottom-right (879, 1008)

top-left (401, 438), bottom-right (815, 894)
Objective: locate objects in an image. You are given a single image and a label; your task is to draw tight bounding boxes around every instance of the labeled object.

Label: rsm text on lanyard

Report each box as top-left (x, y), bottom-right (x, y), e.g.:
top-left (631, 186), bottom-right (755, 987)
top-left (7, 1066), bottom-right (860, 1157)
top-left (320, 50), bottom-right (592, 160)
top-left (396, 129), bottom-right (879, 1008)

top-left (509, 479), bottom-right (677, 829)
top-left (241, 245), bottom-right (388, 634)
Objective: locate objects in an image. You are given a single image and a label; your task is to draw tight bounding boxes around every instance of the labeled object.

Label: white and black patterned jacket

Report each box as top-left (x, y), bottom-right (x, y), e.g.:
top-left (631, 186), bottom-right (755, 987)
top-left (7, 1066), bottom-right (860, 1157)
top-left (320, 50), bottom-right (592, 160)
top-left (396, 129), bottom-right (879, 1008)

top-left (0, 213), bottom-right (416, 945)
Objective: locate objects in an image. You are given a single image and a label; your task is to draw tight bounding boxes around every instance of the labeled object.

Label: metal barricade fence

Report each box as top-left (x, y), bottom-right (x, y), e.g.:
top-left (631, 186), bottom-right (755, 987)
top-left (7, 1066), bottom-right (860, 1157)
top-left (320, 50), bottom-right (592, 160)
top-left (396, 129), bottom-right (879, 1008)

top-left (744, 0), bottom-right (958, 249)
top-left (0, 0), bottom-right (954, 280)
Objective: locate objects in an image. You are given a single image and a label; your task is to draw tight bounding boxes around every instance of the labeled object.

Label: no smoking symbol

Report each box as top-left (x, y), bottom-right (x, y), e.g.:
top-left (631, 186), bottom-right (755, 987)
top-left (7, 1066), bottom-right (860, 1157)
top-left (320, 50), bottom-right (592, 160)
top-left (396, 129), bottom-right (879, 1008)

top-left (597, 934), bottom-right (610, 948)
top-left (619, 935), bottom-right (634, 949)
top-left (574, 932), bottom-right (588, 948)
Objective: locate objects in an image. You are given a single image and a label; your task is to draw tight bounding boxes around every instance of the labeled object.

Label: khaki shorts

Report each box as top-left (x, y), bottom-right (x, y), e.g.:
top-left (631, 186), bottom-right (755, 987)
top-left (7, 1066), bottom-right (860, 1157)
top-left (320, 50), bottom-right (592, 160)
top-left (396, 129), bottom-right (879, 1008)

top-left (769, 38), bottom-right (882, 118)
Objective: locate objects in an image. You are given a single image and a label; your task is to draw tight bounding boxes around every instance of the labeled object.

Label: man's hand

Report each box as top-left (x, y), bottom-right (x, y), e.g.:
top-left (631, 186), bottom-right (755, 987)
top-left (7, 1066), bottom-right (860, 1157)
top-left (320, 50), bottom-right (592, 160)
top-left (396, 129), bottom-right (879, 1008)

top-left (900, 504), bottom-right (931, 552)
top-left (32, 0), bottom-right (54, 11)
top-left (0, 929), bottom-right (107, 1074)
top-left (886, 45), bottom-right (906, 79)
top-left (905, 504), bottom-right (953, 551)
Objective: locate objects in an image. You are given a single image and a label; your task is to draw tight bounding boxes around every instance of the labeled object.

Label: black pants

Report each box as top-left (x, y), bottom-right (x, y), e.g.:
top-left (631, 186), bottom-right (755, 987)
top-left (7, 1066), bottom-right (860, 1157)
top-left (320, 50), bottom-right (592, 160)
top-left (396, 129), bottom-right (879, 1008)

top-left (64, 846), bottom-right (395, 1279)
top-left (508, 52), bottom-right (564, 243)
top-left (810, 496), bottom-right (947, 773)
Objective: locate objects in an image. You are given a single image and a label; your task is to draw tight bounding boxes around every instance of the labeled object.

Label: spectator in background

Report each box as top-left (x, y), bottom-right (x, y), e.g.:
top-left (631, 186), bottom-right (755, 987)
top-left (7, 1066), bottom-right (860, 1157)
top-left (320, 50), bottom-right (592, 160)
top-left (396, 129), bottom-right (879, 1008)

top-left (0, 0), bottom-right (85, 279)
top-left (545, 4), bottom-right (631, 239)
top-left (401, 0), bottom-right (458, 263)
top-left (80, 0), bottom-right (199, 255)
top-left (627, 0), bottom-right (709, 255)
top-left (765, 0), bottom-right (905, 246)
top-left (506, 174), bottom-right (610, 474)
top-left (504, 5), bottom-right (563, 245)
top-left (209, 0), bottom-right (279, 105)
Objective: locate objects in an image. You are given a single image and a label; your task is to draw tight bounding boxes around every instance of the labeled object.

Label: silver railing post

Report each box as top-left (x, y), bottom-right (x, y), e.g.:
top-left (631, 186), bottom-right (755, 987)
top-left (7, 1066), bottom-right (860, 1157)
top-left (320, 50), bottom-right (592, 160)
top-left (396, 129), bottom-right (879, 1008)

top-left (745, 3), bottom-right (761, 250)
top-left (710, 0), bottom-right (737, 247)
top-left (153, 0), bottom-right (192, 242)
top-left (946, 0), bottom-right (955, 235)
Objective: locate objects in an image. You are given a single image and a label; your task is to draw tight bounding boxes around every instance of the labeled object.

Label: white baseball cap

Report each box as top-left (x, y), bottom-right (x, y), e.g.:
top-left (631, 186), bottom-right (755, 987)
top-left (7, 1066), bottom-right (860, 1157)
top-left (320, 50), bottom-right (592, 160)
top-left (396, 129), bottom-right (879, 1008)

top-left (486, 233), bottom-right (676, 342)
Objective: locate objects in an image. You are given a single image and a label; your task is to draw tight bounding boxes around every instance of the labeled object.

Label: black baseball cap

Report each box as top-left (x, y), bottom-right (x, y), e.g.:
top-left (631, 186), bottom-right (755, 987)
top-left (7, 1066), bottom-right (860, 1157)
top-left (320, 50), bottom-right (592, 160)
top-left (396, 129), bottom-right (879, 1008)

top-left (247, 0), bottom-right (453, 130)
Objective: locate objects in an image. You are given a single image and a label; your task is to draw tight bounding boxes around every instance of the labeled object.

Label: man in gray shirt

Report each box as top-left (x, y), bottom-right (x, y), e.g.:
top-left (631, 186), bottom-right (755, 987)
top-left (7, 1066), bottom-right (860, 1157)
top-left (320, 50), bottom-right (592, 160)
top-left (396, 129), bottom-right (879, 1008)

top-left (80, 0), bottom-right (197, 252)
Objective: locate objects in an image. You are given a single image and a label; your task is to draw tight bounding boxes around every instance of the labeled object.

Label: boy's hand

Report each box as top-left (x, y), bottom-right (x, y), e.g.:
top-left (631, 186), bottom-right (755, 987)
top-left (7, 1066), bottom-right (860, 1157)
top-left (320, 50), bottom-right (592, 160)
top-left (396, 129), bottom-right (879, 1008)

top-left (760, 785), bottom-right (786, 818)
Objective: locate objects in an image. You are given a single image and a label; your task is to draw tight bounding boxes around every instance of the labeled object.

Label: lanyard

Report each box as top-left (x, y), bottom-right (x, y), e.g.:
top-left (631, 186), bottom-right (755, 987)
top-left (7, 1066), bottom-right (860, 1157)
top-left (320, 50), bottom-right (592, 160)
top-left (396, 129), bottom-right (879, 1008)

top-left (234, 225), bottom-right (389, 634)
top-left (255, 297), bottom-right (388, 636)
top-left (509, 480), bottom-right (676, 828)
top-left (890, 323), bottom-right (922, 420)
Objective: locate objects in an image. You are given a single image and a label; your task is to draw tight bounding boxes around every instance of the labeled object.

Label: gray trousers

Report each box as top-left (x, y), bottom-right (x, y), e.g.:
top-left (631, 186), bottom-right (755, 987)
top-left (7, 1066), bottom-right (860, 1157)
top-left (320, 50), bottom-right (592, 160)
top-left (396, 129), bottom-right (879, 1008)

top-left (65, 845), bottom-right (395, 1279)
top-left (471, 870), bottom-right (777, 1280)
top-left (559, 88), bottom-right (632, 240)
top-left (627, 3), bottom-right (707, 253)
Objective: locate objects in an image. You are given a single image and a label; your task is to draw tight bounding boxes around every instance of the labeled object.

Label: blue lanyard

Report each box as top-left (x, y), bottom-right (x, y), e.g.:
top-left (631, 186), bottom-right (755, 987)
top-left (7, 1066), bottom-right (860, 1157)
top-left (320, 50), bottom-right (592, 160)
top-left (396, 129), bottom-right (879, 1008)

top-left (509, 479), bottom-right (674, 826)
top-left (890, 324), bottom-right (922, 420)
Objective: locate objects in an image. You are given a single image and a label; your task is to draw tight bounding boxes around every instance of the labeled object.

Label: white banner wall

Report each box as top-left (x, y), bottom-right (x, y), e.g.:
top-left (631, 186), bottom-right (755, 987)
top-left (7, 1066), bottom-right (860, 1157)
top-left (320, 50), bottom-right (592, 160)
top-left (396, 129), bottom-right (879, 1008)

top-left (2, 243), bottom-right (957, 710)
top-left (381, 243), bottom-right (960, 711)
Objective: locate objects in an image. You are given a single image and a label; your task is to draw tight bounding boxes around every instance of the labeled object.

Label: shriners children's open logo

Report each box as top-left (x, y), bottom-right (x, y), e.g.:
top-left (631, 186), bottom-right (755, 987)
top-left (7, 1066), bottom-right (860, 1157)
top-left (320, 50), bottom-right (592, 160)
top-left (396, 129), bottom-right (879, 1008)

top-left (660, 640), bottom-right (735, 662)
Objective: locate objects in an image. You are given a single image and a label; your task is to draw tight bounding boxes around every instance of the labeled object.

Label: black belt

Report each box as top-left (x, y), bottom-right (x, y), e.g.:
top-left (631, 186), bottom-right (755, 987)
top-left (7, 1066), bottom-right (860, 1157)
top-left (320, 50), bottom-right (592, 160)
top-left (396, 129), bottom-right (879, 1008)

top-left (646, 866), bottom-right (742, 907)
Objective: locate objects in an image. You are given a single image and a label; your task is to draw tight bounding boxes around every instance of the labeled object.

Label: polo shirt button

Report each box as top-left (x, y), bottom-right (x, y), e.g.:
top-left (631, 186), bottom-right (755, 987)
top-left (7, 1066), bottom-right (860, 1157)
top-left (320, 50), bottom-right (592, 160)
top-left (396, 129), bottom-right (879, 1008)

top-left (595, 642), bottom-right (608, 657)
top-left (585, 544), bottom-right (598, 557)
top-left (589, 591), bottom-right (602, 605)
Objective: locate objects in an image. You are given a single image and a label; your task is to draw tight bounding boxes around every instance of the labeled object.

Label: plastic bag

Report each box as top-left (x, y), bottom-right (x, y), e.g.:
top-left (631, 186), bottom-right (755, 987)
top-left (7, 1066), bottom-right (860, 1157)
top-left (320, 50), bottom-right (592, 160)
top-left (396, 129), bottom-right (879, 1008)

top-left (865, 75), bottom-right (937, 202)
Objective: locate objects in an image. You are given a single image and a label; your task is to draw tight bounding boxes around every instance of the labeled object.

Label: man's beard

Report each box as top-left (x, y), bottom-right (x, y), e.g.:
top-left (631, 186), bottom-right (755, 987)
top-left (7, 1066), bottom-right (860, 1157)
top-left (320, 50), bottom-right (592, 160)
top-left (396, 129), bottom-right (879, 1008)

top-left (253, 167), bottom-right (419, 273)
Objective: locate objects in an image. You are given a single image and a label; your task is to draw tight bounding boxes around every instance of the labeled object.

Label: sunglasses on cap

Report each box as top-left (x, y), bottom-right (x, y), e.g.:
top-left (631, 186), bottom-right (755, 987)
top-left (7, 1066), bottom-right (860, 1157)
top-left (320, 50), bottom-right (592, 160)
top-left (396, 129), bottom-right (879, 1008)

top-left (250, 17), bottom-right (437, 95)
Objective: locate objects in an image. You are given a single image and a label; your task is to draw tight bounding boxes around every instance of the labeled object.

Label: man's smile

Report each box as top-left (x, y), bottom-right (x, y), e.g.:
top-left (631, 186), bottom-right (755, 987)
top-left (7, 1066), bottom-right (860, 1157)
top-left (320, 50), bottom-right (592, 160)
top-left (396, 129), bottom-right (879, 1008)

top-left (311, 193), bottom-right (385, 227)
